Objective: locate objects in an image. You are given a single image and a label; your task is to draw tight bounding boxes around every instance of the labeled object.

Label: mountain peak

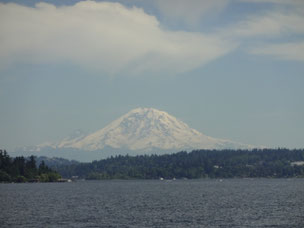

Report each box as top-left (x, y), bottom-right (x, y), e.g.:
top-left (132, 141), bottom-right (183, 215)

top-left (49, 107), bottom-right (252, 152)
top-left (128, 107), bottom-right (159, 113)
top-left (125, 107), bottom-right (168, 117)
top-left (32, 108), bottom-right (253, 157)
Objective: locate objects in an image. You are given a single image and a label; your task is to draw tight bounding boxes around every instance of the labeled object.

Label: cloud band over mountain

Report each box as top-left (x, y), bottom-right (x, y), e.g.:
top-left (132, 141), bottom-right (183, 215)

top-left (0, 1), bottom-right (232, 75)
top-left (1, 0), bottom-right (303, 76)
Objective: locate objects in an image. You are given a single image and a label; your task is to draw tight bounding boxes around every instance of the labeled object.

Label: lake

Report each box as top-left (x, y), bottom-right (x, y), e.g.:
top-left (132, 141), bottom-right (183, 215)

top-left (0, 179), bottom-right (303, 227)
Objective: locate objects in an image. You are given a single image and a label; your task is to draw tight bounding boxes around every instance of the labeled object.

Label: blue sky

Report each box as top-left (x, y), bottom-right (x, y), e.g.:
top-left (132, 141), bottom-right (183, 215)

top-left (0, 0), bottom-right (303, 150)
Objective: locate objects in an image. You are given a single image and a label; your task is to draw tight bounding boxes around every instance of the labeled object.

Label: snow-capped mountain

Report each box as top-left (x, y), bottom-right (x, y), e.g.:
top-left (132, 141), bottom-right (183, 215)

top-left (12, 107), bottom-right (254, 161)
top-left (39, 107), bottom-right (252, 152)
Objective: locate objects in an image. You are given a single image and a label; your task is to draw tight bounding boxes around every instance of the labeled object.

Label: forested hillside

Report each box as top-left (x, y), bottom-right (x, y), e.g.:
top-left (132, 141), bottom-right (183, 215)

top-left (0, 150), bottom-right (61, 182)
top-left (56, 149), bottom-right (304, 179)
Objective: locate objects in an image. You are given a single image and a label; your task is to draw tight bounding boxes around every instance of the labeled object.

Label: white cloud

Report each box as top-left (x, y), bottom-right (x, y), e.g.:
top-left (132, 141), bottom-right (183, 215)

top-left (155, 0), bottom-right (229, 27)
top-left (218, 2), bottom-right (304, 61)
top-left (0, 1), bottom-right (232, 75)
top-left (239, 0), bottom-right (304, 6)
top-left (224, 11), bottom-right (304, 38)
top-left (251, 42), bottom-right (304, 62)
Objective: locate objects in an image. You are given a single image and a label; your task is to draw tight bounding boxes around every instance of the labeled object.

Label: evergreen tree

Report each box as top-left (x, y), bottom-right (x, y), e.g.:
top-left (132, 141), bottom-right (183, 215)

top-left (0, 150), bottom-right (61, 182)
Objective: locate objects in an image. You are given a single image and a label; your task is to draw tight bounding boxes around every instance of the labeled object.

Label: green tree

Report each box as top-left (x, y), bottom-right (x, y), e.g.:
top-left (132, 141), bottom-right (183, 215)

top-left (0, 170), bottom-right (11, 182)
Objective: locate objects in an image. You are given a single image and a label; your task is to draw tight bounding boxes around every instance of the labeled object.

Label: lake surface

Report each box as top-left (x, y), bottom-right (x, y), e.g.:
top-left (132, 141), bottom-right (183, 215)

top-left (0, 179), bottom-right (303, 227)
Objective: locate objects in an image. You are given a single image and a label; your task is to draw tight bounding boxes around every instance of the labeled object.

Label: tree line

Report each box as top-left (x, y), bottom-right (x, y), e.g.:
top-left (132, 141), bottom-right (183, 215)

top-left (56, 148), bottom-right (304, 179)
top-left (0, 150), bottom-right (61, 183)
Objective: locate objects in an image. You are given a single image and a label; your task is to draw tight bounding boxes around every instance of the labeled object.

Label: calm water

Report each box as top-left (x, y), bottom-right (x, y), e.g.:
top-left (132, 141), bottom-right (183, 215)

top-left (0, 179), bottom-right (303, 227)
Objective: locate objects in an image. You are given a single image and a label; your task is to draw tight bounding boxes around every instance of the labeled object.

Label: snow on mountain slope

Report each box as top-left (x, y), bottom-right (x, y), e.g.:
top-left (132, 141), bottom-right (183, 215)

top-left (56, 129), bottom-right (87, 148)
top-left (46, 107), bottom-right (252, 151)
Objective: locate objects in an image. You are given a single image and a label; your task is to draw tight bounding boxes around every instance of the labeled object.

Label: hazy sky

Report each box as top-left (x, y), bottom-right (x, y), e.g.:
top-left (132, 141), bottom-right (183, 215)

top-left (1, 0), bottom-right (304, 150)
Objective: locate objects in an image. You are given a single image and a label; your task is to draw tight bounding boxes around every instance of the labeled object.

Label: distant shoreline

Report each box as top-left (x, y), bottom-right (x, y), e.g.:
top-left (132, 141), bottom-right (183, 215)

top-left (55, 149), bottom-right (304, 180)
top-left (1, 176), bottom-right (303, 184)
